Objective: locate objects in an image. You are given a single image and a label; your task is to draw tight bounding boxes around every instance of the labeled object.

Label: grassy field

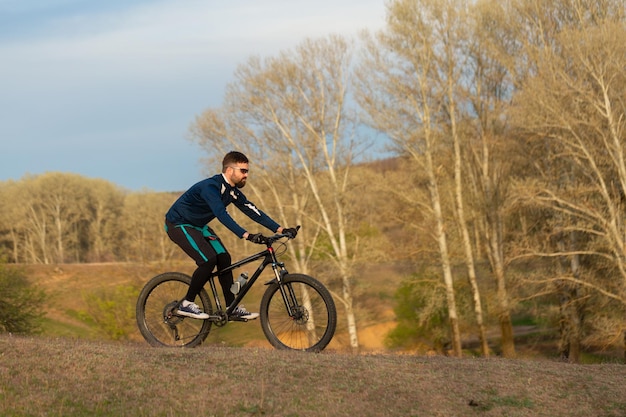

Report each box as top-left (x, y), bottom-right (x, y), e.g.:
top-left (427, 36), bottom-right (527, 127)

top-left (1, 335), bottom-right (625, 417)
top-left (21, 262), bottom-right (404, 351)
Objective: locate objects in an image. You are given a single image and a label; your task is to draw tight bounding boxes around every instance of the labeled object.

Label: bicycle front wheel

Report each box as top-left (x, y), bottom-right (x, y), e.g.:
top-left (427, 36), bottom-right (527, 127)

top-left (136, 272), bottom-right (212, 348)
top-left (260, 273), bottom-right (336, 352)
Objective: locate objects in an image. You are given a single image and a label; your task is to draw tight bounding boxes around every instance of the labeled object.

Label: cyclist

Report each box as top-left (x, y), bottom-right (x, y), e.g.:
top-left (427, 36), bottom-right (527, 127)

top-left (164, 151), bottom-right (298, 320)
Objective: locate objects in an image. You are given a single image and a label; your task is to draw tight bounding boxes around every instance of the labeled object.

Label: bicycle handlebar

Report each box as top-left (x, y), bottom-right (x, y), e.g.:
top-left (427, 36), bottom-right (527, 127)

top-left (254, 225), bottom-right (301, 245)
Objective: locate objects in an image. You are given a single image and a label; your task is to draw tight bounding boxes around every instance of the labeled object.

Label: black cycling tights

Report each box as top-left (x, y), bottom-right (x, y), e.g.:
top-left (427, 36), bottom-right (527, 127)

top-left (185, 252), bottom-right (234, 306)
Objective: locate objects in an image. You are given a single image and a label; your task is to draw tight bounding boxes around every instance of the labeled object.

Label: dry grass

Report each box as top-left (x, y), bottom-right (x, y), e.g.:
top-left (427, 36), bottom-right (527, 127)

top-left (1, 335), bottom-right (625, 417)
top-left (20, 262), bottom-right (404, 350)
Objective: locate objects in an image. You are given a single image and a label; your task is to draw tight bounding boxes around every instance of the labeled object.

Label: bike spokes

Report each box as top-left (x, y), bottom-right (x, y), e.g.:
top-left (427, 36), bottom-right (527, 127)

top-left (260, 274), bottom-right (336, 352)
top-left (136, 272), bottom-right (213, 348)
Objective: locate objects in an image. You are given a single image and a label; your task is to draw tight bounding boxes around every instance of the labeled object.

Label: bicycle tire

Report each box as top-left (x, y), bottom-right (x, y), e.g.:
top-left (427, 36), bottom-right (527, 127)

top-left (136, 272), bottom-right (213, 348)
top-left (260, 273), bottom-right (336, 352)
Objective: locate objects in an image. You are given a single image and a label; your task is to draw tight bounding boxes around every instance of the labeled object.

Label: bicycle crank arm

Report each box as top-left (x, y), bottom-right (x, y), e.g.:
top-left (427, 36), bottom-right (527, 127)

top-left (228, 316), bottom-right (249, 322)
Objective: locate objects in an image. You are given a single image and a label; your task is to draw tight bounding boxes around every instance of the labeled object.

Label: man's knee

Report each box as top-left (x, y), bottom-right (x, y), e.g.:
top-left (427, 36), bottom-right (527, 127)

top-left (195, 260), bottom-right (215, 275)
top-left (216, 252), bottom-right (231, 268)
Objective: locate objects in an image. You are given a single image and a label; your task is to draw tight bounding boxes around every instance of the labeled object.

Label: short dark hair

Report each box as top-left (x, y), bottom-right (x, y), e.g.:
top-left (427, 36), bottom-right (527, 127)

top-left (222, 151), bottom-right (249, 172)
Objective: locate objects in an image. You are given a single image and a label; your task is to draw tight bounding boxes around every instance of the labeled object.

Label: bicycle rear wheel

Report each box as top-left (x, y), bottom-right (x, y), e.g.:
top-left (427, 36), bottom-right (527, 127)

top-left (260, 273), bottom-right (336, 352)
top-left (136, 272), bottom-right (212, 348)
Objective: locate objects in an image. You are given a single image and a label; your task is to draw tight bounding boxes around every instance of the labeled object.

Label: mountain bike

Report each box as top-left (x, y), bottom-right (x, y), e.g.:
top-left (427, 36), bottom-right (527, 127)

top-left (135, 229), bottom-right (337, 352)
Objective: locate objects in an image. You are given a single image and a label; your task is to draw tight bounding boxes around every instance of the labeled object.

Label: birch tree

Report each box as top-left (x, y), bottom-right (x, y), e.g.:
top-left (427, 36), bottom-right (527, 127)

top-left (120, 192), bottom-right (176, 262)
top-left (436, 0), bottom-right (491, 357)
top-left (21, 176), bottom-right (51, 264)
top-left (463, 0), bottom-right (521, 357)
top-left (191, 106), bottom-right (318, 276)
top-left (356, 0), bottom-right (463, 356)
top-left (86, 179), bottom-right (125, 262)
top-left (191, 35), bottom-right (364, 350)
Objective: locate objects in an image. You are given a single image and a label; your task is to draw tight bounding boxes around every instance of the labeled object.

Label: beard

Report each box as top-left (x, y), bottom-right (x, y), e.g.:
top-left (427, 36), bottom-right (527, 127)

top-left (235, 179), bottom-right (246, 188)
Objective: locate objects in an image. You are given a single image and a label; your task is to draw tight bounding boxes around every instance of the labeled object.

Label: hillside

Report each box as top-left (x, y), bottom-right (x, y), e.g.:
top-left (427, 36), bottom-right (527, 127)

top-left (23, 262), bottom-right (405, 351)
top-left (16, 262), bottom-right (626, 361)
top-left (1, 335), bottom-right (625, 417)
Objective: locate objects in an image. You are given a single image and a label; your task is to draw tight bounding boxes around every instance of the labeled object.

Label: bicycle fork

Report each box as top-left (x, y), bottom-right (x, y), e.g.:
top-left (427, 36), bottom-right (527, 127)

top-left (272, 265), bottom-right (307, 321)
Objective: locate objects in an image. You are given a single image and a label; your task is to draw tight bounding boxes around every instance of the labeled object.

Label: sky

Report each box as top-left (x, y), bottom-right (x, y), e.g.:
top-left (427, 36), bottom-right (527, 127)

top-left (0, 0), bottom-right (387, 191)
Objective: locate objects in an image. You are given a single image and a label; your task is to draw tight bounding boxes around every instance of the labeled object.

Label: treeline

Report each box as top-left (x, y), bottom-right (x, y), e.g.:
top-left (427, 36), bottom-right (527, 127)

top-left (0, 173), bottom-right (181, 264)
top-left (0, 168), bottom-right (396, 266)
top-left (2, 0), bottom-right (626, 361)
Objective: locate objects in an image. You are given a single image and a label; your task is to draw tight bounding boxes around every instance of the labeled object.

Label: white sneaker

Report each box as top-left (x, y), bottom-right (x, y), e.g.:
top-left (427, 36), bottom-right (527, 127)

top-left (229, 305), bottom-right (259, 320)
top-left (176, 301), bottom-right (209, 319)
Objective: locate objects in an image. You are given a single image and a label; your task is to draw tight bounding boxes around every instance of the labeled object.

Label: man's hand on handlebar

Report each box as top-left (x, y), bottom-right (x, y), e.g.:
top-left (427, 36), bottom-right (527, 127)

top-left (282, 227), bottom-right (298, 239)
top-left (246, 233), bottom-right (267, 244)
top-left (246, 226), bottom-right (300, 244)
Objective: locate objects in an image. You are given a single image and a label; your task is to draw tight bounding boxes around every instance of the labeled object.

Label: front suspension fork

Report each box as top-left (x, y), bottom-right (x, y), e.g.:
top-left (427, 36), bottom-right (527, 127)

top-left (272, 264), bottom-right (301, 318)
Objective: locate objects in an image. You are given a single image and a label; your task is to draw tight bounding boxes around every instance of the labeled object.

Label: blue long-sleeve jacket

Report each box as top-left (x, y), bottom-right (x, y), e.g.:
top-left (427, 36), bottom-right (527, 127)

top-left (165, 174), bottom-right (280, 238)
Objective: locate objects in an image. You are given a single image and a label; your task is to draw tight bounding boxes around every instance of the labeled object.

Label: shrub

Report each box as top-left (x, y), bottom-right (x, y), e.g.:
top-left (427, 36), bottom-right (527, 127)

top-left (0, 263), bottom-right (46, 334)
top-left (385, 275), bottom-right (450, 352)
top-left (81, 284), bottom-right (140, 340)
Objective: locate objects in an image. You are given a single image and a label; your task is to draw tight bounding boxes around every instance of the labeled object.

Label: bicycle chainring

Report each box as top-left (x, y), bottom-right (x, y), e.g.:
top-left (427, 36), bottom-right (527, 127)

top-left (213, 311), bottom-right (228, 327)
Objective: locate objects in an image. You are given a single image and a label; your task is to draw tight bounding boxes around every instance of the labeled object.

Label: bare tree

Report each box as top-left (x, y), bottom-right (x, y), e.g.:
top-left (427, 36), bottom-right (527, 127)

top-left (21, 176), bottom-right (51, 264)
top-left (191, 106), bottom-right (319, 276)
top-left (42, 173), bottom-right (90, 262)
top-left (120, 192), bottom-right (176, 263)
top-left (507, 0), bottom-right (626, 358)
top-left (12, 173), bottom-right (90, 263)
top-left (190, 35), bottom-right (364, 350)
top-left (0, 181), bottom-right (25, 263)
top-left (464, 0), bottom-right (522, 357)
top-left (554, 233), bottom-right (588, 363)
top-left (85, 179), bottom-right (125, 262)
top-left (436, 0), bottom-right (491, 357)
top-left (356, 0), bottom-right (464, 356)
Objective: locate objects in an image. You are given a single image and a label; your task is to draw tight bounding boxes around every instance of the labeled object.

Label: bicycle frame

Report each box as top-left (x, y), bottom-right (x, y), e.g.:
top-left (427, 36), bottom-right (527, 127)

top-left (205, 243), bottom-right (288, 320)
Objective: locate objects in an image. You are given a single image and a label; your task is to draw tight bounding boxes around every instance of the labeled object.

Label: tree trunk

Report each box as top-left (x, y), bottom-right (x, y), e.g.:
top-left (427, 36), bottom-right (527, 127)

top-left (450, 80), bottom-right (489, 357)
top-left (427, 152), bottom-right (463, 357)
top-left (490, 225), bottom-right (515, 358)
top-left (341, 269), bottom-right (359, 351)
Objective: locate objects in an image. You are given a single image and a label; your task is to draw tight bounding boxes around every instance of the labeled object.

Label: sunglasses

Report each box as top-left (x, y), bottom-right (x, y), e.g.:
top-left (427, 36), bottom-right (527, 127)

top-left (229, 166), bottom-right (249, 174)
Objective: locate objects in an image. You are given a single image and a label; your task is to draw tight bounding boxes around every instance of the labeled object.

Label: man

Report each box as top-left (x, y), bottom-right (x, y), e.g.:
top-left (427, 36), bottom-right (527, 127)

top-left (164, 151), bottom-right (297, 320)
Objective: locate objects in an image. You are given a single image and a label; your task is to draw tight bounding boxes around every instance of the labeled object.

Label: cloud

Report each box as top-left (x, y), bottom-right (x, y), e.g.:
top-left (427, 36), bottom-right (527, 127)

top-left (3, 0), bottom-right (385, 66)
top-left (0, 0), bottom-right (387, 190)
top-left (2, 0), bottom-right (387, 115)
